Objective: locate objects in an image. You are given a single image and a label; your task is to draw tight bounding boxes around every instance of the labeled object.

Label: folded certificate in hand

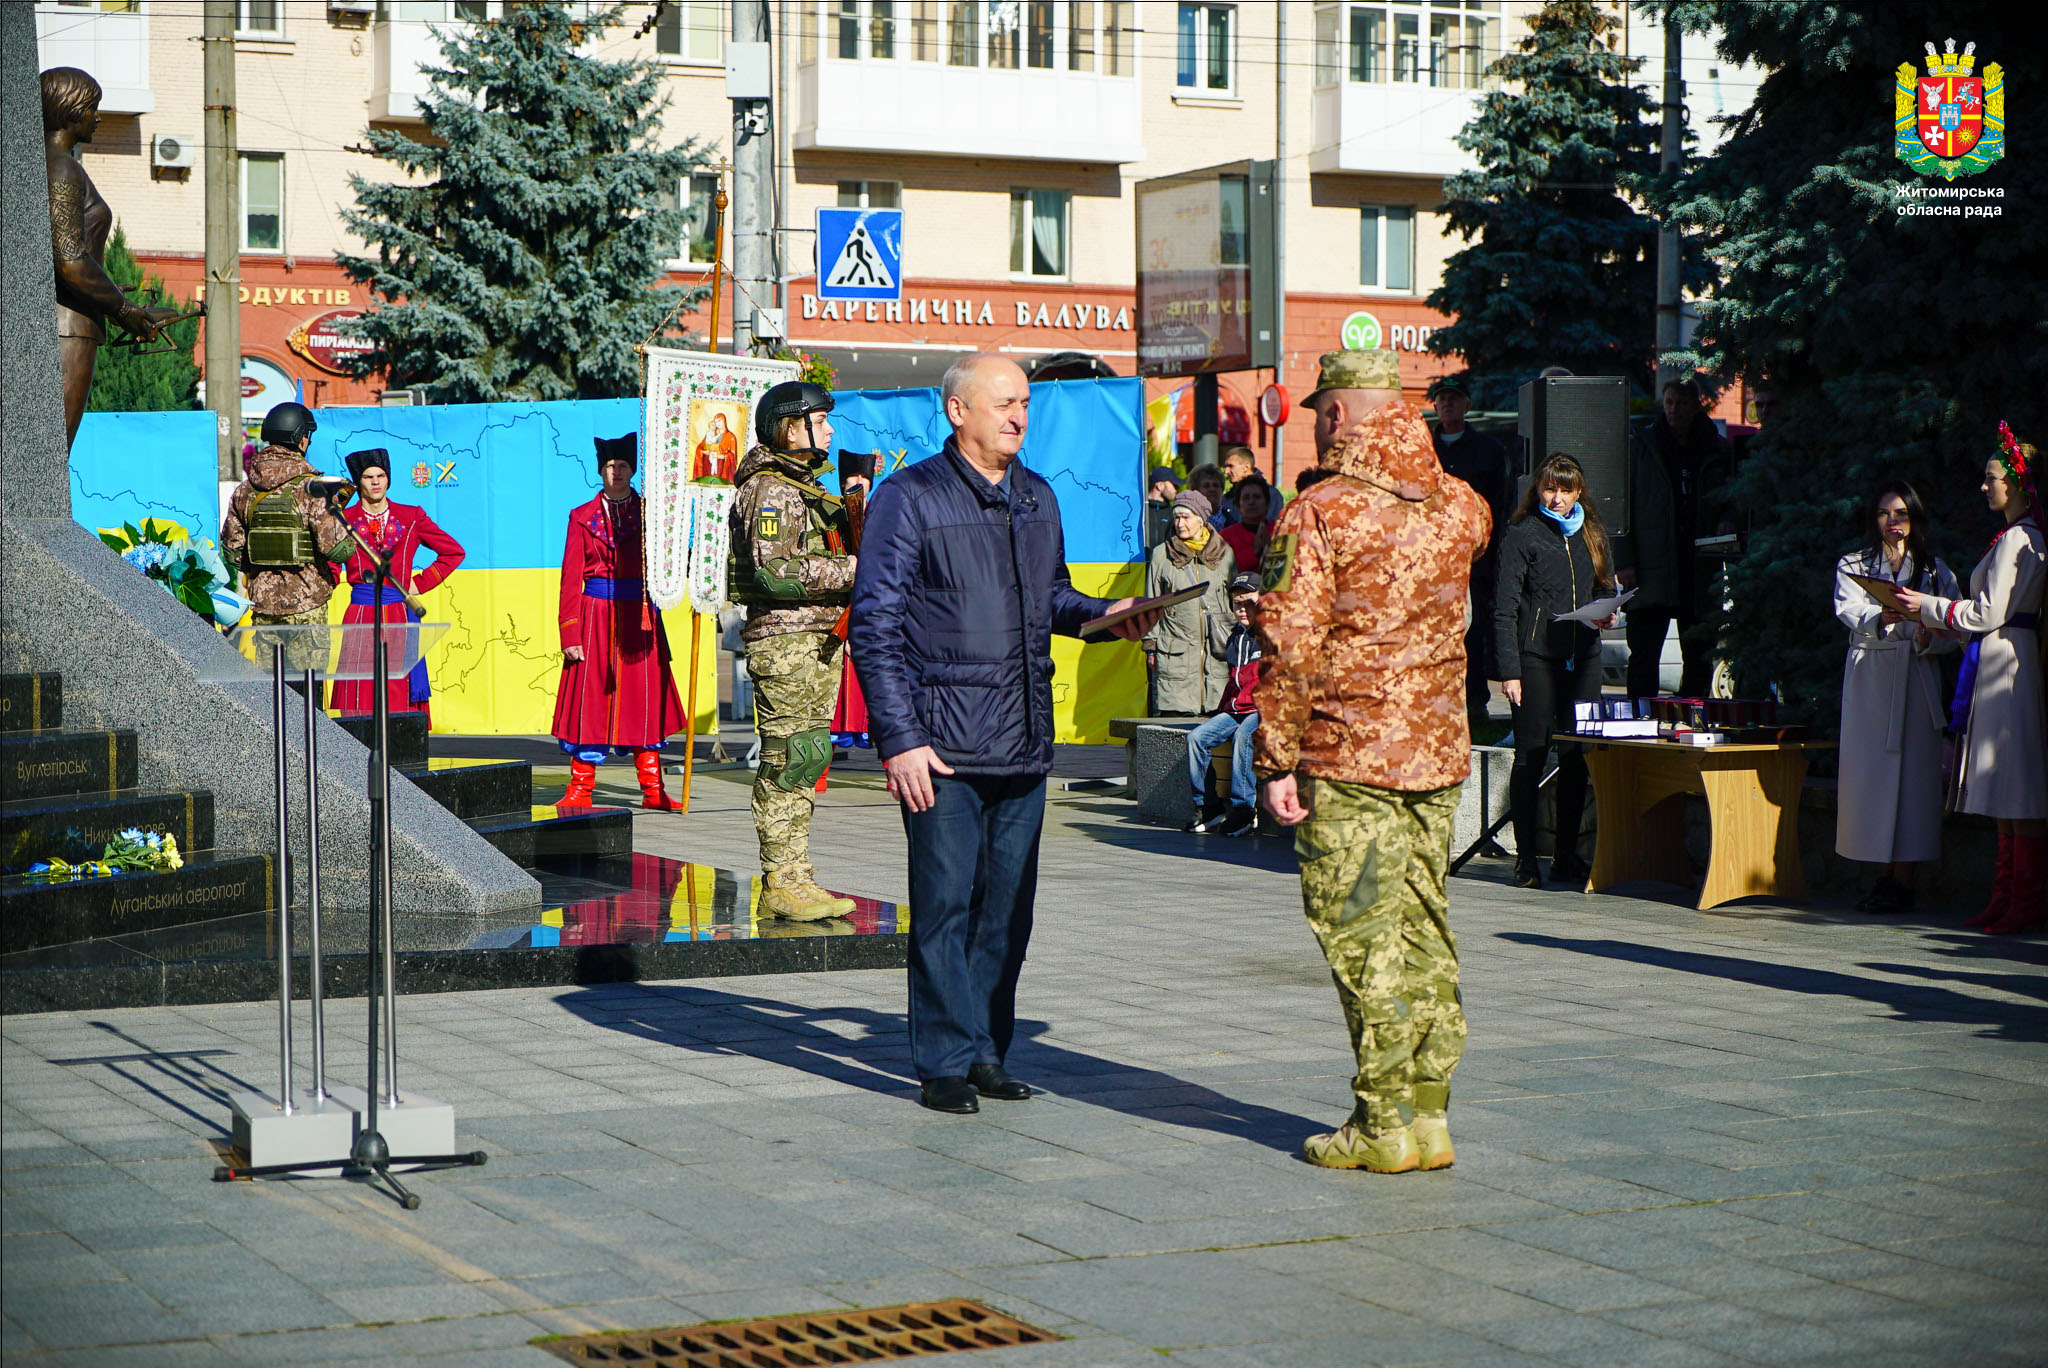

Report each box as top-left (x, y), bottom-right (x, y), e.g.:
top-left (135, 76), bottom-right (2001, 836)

top-left (1079, 585), bottom-right (1207, 638)
top-left (1847, 573), bottom-right (1910, 613)
top-left (1555, 588), bottom-right (1636, 625)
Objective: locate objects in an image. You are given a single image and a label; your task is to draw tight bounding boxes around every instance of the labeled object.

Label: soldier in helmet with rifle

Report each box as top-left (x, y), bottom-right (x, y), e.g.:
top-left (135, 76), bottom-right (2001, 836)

top-left (220, 401), bottom-right (358, 630)
top-left (729, 381), bottom-right (860, 922)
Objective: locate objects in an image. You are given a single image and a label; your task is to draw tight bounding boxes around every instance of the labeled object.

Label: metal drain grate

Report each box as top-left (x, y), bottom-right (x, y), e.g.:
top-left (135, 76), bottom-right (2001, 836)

top-left (536, 1299), bottom-right (1060, 1366)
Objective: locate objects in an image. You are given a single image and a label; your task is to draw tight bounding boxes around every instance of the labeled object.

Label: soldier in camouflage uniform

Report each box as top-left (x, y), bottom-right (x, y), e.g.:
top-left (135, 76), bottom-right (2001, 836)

top-left (729, 381), bottom-right (859, 922)
top-left (1252, 350), bottom-right (1491, 1174)
top-left (220, 401), bottom-right (359, 629)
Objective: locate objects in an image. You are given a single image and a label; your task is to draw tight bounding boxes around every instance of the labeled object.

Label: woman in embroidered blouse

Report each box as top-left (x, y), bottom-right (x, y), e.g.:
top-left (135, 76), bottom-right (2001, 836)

top-left (1832, 481), bottom-right (1959, 914)
top-left (328, 448), bottom-right (465, 723)
top-left (1897, 425), bottom-right (2047, 934)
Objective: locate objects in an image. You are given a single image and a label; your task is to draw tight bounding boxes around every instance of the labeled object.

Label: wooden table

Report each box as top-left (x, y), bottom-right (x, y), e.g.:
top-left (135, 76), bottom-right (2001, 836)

top-left (1580, 738), bottom-right (1836, 911)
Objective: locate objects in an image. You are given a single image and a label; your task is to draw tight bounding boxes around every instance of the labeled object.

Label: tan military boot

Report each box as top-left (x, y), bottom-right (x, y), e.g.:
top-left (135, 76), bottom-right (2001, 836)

top-left (1411, 1117), bottom-right (1455, 1171)
top-left (787, 864), bottom-right (856, 916)
top-left (1302, 1122), bottom-right (1420, 1173)
top-left (759, 870), bottom-right (848, 923)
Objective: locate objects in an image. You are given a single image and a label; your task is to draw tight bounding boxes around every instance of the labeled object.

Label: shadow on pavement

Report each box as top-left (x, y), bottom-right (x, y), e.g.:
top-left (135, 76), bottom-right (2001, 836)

top-left (554, 984), bottom-right (1326, 1154)
top-left (1500, 932), bottom-right (2048, 1043)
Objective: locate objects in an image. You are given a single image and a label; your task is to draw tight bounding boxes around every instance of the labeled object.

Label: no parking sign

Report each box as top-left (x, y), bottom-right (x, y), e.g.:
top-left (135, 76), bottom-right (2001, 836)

top-left (816, 208), bottom-right (903, 302)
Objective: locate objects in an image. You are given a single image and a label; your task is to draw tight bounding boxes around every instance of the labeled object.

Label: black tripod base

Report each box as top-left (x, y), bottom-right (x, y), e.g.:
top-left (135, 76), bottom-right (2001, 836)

top-left (212, 1149), bottom-right (487, 1208)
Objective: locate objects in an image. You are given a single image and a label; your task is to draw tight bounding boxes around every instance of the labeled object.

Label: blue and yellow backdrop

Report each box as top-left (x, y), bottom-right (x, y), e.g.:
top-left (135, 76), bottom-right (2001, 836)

top-left (70, 376), bottom-right (1148, 744)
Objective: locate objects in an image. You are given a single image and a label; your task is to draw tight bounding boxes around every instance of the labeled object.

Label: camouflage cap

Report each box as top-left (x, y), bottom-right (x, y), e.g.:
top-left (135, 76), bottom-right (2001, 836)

top-left (1300, 349), bottom-right (1402, 405)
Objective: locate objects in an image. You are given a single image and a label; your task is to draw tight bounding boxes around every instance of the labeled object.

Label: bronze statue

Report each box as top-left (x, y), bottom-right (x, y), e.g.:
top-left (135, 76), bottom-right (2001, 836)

top-left (44, 67), bottom-right (181, 447)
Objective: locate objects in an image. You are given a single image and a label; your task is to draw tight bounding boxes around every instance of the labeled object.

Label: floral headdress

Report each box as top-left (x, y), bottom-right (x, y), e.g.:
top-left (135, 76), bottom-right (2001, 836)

top-left (1997, 420), bottom-right (2032, 489)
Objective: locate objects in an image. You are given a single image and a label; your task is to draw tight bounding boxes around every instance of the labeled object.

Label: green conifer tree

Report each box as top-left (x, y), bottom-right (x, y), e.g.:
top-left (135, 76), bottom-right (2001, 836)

top-left (85, 226), bottom-right (201, 413)
top-left (337, 1), bottom-right (704, 402)
top-left (1649, 1), bottom-right (2044, 722)
top-left (1427, 1), bottom-right (1710, 406)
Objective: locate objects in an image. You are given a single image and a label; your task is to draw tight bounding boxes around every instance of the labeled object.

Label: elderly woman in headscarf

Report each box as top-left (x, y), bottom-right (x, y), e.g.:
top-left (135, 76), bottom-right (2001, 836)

top-left (1143, 488), bottom-right (1237, 715)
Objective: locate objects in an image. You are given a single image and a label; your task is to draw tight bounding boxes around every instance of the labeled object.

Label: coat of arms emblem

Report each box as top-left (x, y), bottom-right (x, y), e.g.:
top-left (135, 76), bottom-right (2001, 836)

top-left (1896, 39), bottom-right (2005, 180)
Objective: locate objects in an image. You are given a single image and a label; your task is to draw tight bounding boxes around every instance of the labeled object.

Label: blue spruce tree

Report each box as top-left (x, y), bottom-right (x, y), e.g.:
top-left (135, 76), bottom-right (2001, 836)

top-left (1649, 2), bottom-right (2044, 720)
top-left (1427, 0), bottom-right (1710, 405)
top-left (338, 2), bottom-right (705, 401)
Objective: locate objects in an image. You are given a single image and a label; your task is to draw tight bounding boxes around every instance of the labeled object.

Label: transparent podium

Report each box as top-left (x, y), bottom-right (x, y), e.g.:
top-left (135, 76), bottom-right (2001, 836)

top-left (202, 621), bottom-right (485, 1208)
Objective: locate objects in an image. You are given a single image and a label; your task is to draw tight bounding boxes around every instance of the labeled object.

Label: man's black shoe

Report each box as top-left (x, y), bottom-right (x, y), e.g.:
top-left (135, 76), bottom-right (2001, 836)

top-left (1184, 804), bottom-right (1226, 833)
top-left (1550, 854), bottom-right (1592, 886)
top-left (966, 1063), bottom-right (1031, 1101)
top-left (918, 1077), bottom-right (979, 1114)
top-left (1219, 806), bottom-right (1258, 837)
top-left (1511, 860), bottom-right (1543, 890)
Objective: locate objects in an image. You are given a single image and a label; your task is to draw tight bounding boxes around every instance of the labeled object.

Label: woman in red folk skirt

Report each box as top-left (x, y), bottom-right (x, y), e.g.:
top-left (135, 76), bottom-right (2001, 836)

top-left (552, 434), bottom-right (687, 810)
top-left (329, 448), bottom-right (465, 724)
top-left (829, 454), bottom-right (874, 755)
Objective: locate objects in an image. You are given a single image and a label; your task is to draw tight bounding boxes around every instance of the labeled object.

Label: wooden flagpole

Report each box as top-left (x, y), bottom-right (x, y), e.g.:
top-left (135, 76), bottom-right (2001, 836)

top-left (679, 172), bottom-right (729, 814)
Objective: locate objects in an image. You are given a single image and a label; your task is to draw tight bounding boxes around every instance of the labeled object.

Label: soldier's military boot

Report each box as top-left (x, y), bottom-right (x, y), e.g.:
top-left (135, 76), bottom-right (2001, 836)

top-left (789, 864), bottom-right (856, 916)
top-left (1411, 1117), bottom-right (1455, 1171)
top-left (759, 869), bottom-right (847, 922)
top-left (1302, 1121), bottom-right (1420, 1173)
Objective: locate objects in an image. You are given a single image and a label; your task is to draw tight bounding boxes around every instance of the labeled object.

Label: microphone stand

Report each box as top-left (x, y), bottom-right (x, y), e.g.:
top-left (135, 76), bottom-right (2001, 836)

top-left (216, 498), bottom-right (485, 1208)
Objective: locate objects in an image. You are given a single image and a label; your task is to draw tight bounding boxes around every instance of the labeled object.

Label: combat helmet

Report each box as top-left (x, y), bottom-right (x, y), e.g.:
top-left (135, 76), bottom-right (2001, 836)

top-left (260, 401), bottom-right (318, 448)
top-left (756, 380), bottom-right (833, 455)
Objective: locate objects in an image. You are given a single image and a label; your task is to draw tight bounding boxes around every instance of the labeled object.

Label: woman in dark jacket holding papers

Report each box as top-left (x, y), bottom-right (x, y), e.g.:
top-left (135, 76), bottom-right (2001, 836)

top-left (1833, 481), bottom-right (1959, 914)
top-left (1494, 453), bottom-right (1618, 890)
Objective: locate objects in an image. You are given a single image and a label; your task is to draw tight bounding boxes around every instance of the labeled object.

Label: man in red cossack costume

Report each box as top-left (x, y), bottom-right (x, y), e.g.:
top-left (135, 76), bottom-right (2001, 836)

top-left (329, 448), bottom-right (467, 724)
top-left (552, 433), bottom-right (686, 810)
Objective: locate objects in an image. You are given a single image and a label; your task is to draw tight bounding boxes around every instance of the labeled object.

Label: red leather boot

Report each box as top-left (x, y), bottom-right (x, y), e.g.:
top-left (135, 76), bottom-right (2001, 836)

top-left (1964, 832), bottom-right (2014, 929)
top-left (635, 749), bottom-right (680, 811)
top-left (560, 759), bottom-right (596, 808)
top-left (1986, 834), bottom-right (2047, 935)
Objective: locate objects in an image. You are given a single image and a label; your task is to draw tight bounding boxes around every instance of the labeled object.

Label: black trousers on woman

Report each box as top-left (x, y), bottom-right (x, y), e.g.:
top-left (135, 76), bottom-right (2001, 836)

top-left (1509, 651), bottom-right (1602, 865)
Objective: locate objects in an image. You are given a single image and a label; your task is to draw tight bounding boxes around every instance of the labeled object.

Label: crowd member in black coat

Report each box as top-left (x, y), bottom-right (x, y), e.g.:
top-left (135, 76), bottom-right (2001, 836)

top-left (1430, 376), bottom-right (1513, 719)
top-left (1494, 453), bottom-right (1620, 889)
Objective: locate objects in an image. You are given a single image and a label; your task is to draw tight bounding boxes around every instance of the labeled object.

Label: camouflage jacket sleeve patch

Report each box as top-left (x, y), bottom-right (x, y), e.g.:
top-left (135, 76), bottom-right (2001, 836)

top-left (1262, 533), bottom-right (1298, 595)
top-left (757, 505), bottom-right (781, 540)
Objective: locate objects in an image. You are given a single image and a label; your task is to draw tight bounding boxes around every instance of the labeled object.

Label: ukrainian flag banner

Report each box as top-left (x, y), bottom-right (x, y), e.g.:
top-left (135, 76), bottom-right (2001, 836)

top-left (68, 379), bottom-right (1149, 743)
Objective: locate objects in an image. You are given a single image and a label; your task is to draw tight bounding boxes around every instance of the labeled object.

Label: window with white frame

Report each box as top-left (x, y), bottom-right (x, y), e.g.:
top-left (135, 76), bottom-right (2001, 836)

top-left (655, 171), bottom-right (721, 265)
top-left (236, 0), bottom-right (283, 36)
top-left (656, 0), bottom-right (723, 62)
top-left (1313, 2), bottom-right (1495, 89)
top-left (822, 1), bottom-right (1128, 73)
top-left (241, 153), bottom-right (284, 251)
top-left (1009, 189), bottom-right (1069, 278)
top-left (1359, 205), bottom-right (1413, 291)
top-left (837, 180), bottom-right (901, 209)
top-left (1176, 3), bottom-right (1233, 93)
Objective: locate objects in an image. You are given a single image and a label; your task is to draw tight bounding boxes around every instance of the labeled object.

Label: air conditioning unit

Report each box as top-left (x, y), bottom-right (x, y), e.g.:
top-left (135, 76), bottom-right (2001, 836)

top-left (151, 132), bottom-right (197, 170)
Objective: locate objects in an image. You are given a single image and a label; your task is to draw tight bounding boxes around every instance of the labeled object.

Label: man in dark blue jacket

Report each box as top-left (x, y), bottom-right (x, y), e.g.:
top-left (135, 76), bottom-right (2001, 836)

top-left (850, 354), bottom-right (1159, 1114)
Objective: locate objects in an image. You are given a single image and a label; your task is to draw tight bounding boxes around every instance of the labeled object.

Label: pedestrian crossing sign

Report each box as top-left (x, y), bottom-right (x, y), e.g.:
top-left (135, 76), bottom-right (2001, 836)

top-left (816, 207), bottom-right (903, 302)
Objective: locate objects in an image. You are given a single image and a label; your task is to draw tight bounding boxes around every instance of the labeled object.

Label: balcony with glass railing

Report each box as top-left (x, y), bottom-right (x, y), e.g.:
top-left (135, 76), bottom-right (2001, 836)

top-left (1309, 1), bottom-right (1498, 177)
top-left (35, 0), bottom-right (153, 115)
top-left (795, 1), bottom-right (1144, 164)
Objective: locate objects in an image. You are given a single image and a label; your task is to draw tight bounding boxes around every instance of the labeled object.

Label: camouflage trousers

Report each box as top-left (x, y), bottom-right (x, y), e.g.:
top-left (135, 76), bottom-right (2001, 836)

top-left (747, 630), bottom-right (843, 874)
top-left (1294, 776), bottom-right (1466, 1136)
top-left (251, 604), bottom-right (332, 702)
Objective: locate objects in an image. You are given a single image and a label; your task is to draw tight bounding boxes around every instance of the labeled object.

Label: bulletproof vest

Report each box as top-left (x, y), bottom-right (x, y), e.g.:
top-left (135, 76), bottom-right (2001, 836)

top-left (245, 478), bottom-right (316, 569)
top-left (726, 473), bottom-right (846, 606)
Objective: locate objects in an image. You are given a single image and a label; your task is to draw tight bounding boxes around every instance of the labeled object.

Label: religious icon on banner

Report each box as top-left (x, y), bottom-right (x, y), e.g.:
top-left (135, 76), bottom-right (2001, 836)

top-left (687, 401), bottom-right (744, 484)
top-left (641, 347), bottom-right (800, 611)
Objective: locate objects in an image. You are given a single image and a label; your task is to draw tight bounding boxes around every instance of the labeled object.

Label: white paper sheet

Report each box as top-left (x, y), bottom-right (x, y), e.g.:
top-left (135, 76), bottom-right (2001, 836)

top-left (1555, 588), bottom-right (1636, 625)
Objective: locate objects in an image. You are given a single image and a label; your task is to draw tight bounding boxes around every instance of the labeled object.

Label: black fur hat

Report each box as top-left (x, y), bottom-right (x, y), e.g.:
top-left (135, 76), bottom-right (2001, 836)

top-left (344, 448), bottom-right (390, 485)
top-left (839, 449), bottom-right (878, 482)
top-left (594, 433), bottom-right (637, 470)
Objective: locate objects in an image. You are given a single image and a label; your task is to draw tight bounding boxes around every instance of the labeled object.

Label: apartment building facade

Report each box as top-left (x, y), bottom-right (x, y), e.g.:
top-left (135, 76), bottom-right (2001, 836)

top-left (39, 0), bottom-right (1523, 461)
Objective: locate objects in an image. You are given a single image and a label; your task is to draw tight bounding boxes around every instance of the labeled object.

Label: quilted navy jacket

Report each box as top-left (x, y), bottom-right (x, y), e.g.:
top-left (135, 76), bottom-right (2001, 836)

top-left (849, 440), bottom-right (1110, 776)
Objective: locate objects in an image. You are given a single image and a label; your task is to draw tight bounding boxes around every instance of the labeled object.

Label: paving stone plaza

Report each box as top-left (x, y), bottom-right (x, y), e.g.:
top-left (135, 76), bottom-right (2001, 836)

top-left (5, 761), bottom-right (2044, 1367)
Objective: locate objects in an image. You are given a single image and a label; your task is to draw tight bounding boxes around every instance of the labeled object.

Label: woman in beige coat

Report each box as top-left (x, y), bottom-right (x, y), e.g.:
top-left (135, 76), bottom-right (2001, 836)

top-left (1898, 425), bottom-right (2046, 934)
top-left (1144, 490), bottom-right (1236, 715)
top-left (1833, 481), bottom-right (1958, 914)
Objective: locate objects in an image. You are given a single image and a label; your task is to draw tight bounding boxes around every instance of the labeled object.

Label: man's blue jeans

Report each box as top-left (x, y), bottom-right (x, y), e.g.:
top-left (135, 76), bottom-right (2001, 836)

top-left (903, 773), bottom-right (1047, 1082)
top-left (1187, 711), bottom-right (1260, 809)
